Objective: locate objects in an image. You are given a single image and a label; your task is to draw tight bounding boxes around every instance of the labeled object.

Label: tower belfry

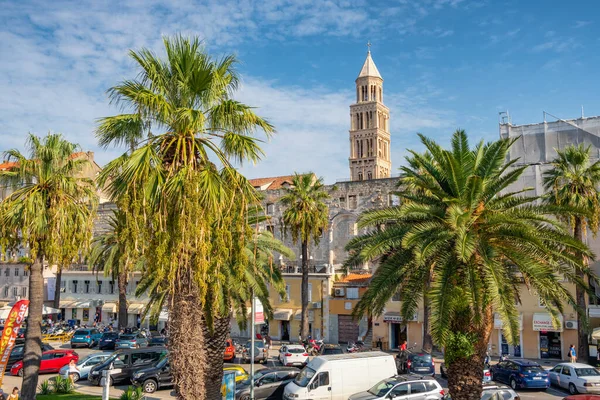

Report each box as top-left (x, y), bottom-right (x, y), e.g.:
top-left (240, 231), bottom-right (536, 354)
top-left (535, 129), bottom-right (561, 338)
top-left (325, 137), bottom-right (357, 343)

top-left (348, 46), bottom-right (391, 181)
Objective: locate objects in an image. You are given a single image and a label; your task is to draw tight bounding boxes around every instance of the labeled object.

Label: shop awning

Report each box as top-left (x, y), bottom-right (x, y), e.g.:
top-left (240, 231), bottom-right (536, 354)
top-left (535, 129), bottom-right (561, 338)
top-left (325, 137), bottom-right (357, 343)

top-left (73, 301), bottom-right (90, 308)
top-left (592, 328), bottom-right (600, 340)
top-left (382, 312), bottom-right (418, 323)
top-left (293, 310), bottom-right (314, 322)
top-left (533, 313), bottom-right (563, 332)
top-left (494, 313), bottom-right (523, 331)
top-left (128, 303), bottom-right (146, 313)
top-left (272, 308), bottom-right (293, 321)
top-left (102, 302), bottom-right (117, 313)
top-left (589, 307), bottom-right (600, 318)
top-left (59, 300), bottom-right (77, 308)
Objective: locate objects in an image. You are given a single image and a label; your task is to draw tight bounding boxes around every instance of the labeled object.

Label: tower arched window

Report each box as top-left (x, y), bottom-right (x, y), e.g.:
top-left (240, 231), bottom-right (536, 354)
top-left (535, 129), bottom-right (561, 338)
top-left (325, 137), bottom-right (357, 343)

top-left (358, 172), bottom-right (363, 181)
top-left (367, 171), bottom-right (372, 180)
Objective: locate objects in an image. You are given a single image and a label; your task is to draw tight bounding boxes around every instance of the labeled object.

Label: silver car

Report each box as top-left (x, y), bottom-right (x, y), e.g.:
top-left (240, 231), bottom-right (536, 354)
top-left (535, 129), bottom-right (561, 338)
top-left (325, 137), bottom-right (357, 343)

top-left (548, 362), bottom-right (600, 395)
top-left (349, 375), bottom-right (444, 400)
top-left (442, 384), bottom-right (518, 400)
top-left (59, 353), bottom-right (112, 382)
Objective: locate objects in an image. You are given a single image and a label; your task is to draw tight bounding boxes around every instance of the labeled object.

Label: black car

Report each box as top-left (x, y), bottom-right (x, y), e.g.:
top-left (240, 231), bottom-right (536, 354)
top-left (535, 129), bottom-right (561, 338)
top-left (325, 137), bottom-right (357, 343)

top-left (98, 332), bottom-right (120, 350)
top-left (148, 336), bottom-right (168, 347)
top-left (131, 355), bottom-right (172, 393)
top-left (4, 343), bottom-right (53, 370)
top-left (235, 367), bottom-right (300, 400)
top-left (88, 347), bottom-right (167, 386)
top-left (406, 353), bottom-right (435, 376)
top-left (320, 344), bottom-right (344, 355)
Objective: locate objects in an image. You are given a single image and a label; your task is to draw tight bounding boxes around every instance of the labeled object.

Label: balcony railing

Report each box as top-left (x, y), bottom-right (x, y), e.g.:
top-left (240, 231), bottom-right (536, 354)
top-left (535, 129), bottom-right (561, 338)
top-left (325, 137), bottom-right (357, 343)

top-left (280, 264), bottom-right (332, 275)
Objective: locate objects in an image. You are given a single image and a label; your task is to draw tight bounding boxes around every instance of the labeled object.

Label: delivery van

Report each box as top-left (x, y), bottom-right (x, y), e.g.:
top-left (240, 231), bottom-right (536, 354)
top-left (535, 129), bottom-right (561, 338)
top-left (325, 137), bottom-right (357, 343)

top-left (283, 351), bottom-right (396, 400)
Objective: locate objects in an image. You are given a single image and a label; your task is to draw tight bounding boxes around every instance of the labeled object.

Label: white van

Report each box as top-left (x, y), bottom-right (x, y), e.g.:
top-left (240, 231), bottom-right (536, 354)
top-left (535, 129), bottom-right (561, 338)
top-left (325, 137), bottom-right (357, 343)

top-left (283, 351), bottom-right (396, 400)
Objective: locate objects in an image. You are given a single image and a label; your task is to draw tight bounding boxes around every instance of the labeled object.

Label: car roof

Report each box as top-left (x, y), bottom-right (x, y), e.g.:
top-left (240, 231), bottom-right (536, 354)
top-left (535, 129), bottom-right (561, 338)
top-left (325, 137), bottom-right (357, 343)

top-left (556, 363), bottom-right (595, 368)
top-left (323, 344), bottom-right (341, 348)
top-left (286, 344), bottom-right (305, 348)
top-left (390, 374), bottom-right (438, 383)
top-left (260, 367), bottom-right (300, 373)
top-left (508, 359), bottom-right (540, 366)
top-left (114, 346), bottom-right (166, 353)
top-left (483, 383), bottom-right (511, 390)
top-left (44, 349), bottom-right (73, 354)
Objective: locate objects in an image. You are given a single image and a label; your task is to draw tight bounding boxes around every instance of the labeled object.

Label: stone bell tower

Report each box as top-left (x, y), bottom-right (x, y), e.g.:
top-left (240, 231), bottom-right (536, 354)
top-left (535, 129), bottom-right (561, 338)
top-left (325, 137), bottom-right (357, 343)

top-left (348, 46), bottom-right (391, 181)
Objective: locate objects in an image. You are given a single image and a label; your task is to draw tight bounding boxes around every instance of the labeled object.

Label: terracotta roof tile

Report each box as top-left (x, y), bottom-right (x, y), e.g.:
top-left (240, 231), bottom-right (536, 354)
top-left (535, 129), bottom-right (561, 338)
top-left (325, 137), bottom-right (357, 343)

top-left (338, 273), bottom-right (372, 283)
top-left (0, 162), bottom-right (17, 171)
top-left (249, 175), bottom-right (296, 191)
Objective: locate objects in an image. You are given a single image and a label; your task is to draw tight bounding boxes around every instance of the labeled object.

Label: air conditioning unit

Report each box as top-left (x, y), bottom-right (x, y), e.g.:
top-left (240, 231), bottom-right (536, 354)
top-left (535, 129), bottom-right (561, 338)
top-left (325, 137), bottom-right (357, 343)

top-left (334, 288), bottom-right (345, 297)
top-left (312, 302), bottom-right (322, 309)
top-left (565, 321), bottom-right (578, 330)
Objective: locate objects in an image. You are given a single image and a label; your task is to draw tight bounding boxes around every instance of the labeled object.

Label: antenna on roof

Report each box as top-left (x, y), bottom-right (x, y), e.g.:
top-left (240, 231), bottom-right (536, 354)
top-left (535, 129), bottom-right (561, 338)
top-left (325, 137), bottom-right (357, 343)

top-left (582, 105), bottom-right (585, 119)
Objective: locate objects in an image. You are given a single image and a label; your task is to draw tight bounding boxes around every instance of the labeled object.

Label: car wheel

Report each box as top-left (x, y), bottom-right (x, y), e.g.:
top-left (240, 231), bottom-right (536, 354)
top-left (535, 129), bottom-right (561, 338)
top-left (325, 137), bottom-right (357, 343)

top-left (569, 383), bottom-right (578, 395)
top-left (510, 378), bottom-right (517, 390)
top-left (240, 395), bottom-right (250, 400)
top-left (17, 369), bottom-right (23, 377)
top-left (70, 372), bottom-right (80, 383)
top-left (143, 379), bottom-right (158, 393)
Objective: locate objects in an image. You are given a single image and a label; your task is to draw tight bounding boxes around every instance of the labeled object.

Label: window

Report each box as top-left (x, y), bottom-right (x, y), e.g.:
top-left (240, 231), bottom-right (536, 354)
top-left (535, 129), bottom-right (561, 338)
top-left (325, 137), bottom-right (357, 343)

top-left (410, 382), bottom-right (427, 394)
top-left (367, 172), bottom-right (372, 180)
top-left (84, 280), bottom-right (90, 294)
top-left (21, 287), bottom-right (26, 297)
top-left (348, 195), bottom-right (358, 210)
top-left (281, 284), bottom-right (290, 302)
top-left (3, 287), bottom-right (8, 297)
top-left (357, 172), bottom-right (363, 181)
top-left (260, 373), bottom-right (278, 384)
top-left (41, 353), bottom-right (54, 361)
top-left (391, 383), bottom-right (409, 396)
top-left (538, 297), bottom-right (546, 308)
top-left (109, 281), bottom-right (115, 294)
top-left (97, 281), bottom-right (103, 294)
top-left (550, 365), bottom-right (562, 373)
top-left (14, 268), bottom-right (18, 276)
top-left (13, 287), bottom-right (18, 297)
top-left (308, 283), bottom-right (312, 302)
top-left (266, 203), bottom-right (274, 215)
top-left (317, 371), bottom-right (329, 386)
top-left (392, 290), bottom-right (401, 302)
top-left (23, 269), bottom-right (28, 276)
top-left (72, 280), bottom-right (78, 293)
top-left (266, 225), bottom-right (275, 234)
top-left (424, 382), bottom-right (438, 392)
top-left (4, 269), bottom-right (8, 276)
top-left (562, 367), bottom-right (571, 376)
top-left (347, 287), bottom-right (359, 299)
top-left (113, 353), bottom-right (129, 368)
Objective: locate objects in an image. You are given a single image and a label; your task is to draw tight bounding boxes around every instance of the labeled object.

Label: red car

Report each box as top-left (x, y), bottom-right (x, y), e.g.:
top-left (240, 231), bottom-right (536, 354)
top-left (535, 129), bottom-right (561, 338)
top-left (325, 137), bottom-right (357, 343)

top-left (11, 349), bottom-right (78, 377)
top-left (223, 339), bottom-right (235, 362)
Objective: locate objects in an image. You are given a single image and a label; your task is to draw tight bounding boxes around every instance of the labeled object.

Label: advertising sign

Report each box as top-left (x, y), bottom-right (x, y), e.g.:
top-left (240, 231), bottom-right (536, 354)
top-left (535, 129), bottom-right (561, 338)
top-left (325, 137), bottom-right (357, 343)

top-left (532, 313), bottom-right (563, 332)
top-left (221, 370), bottom-right (236, 400)
top-left (0, 300), bottom-right (30, 386)
top-left (254, 298), bottom-right (264, 325)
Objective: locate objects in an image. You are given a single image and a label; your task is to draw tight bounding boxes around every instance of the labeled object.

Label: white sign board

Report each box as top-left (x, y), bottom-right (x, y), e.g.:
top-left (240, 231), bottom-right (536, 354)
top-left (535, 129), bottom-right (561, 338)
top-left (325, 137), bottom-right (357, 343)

top-left (254, 298), bottom-right (264, 325)
top-left (46, 278), bottom-right (56, 301)
top-left (532, 313), bottom-right (563, 332)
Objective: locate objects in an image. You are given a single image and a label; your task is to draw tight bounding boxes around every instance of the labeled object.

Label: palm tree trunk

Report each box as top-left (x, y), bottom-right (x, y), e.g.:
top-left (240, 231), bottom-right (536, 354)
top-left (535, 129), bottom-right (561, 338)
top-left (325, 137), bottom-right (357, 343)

top-left (53, 265), bottom-right (63, 311)
top-left (301, 240), bottom-right (309, 339)
top-left (21, 255), bottom-right (44, 399)
top-left (118, 271), bottom-right (128, 329)
top-left (169, 273), bottom-right (229, 399)
top-left (574, 217), bottom-right (589, 361)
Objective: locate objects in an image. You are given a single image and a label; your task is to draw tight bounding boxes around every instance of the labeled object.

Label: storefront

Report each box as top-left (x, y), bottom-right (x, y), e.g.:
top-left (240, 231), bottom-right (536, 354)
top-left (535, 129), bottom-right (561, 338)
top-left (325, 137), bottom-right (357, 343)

top-left (294, 310), bottom-right (316, 339)
top-left (494, 313), bottom-right (523, 357)
top-left (533, 313), bottom-right (564, 359)
top-left (270, 308), bottom-right (293, 341)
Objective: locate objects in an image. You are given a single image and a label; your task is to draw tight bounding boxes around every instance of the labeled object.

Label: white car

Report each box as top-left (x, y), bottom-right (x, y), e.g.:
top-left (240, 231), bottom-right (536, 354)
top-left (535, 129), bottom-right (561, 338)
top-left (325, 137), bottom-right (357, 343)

top-left (278, 344), bottom-right (309, 367)
top-left (59, 353), bottom-right (112, 382)
top-left (548, 362), bottom-right (600, 394)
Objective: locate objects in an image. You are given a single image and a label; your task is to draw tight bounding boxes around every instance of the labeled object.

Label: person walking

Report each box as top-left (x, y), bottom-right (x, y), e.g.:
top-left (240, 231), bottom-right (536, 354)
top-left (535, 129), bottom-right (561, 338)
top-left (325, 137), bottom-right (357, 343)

top-left (67, 359), bottom-right (80, 384)
top-left (265, 334), bottom-right (272, 357)
top-left (569, 344), bottom-right (577, 363)
top-left (7, 387), bottom-right (19, 400)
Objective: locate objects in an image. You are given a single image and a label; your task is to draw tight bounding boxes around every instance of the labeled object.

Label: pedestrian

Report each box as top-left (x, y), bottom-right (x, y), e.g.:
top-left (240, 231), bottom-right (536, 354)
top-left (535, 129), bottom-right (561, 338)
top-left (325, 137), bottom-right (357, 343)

top-left (67, 359), bottom-right (79, 384)
top-left (136, 316), bottom-right (141, 329)
top-left (399, 340), bottom-right (407, 352)
top-left (7, 387), bottom-right (19, 400)
top-left (569, 344), bottom-right (577, 363)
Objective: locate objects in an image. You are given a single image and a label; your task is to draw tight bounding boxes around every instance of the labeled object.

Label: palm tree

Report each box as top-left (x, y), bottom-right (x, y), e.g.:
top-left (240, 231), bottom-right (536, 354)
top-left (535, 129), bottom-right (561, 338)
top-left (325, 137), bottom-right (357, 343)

top-left (98, 36), bottom-right (273, 399)
top-left (0, 133), bottom-right (97, 399)
top-left (347, 130), bottom-right (593, 400)
top-left (89, 209), bottom-right (143, 329)
top-left (279, 173), bottom-right (330, 339)
top-left (543, 144), bottom-right (600, 361)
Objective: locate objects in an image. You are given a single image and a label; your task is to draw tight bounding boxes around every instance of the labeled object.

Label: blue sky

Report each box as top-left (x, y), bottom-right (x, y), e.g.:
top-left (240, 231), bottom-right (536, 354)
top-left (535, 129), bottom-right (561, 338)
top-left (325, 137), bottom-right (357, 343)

top-left (1, 0), bottom-right (599, 183)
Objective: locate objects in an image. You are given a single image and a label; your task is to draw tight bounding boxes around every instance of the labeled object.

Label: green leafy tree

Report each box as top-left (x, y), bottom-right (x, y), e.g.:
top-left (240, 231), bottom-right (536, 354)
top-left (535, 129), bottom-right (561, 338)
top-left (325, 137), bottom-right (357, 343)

top-left (280, 173), bottom-right (330, 339)
top-left (0, 133), bottom-right (97, 399)
top-left (543, 144), bottom-right (600, 361)
top-left (98, 36), bottom-right (273, 399)
top-left (347, 130), bottom-right (593, 400)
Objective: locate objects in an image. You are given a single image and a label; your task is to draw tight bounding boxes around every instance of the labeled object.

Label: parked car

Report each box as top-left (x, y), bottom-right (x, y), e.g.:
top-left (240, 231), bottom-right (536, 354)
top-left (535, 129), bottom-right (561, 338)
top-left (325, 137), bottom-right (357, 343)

top-left (235, 367), bottom-right (300, 400)
top-left (242, 340), bottom-right (267, 364)
top-left (59, 352), bottom-right (112, 382)
top-left (116, 333), bottom-right (149, 349)
top-left (561, 396), bottom-right (600, 400)
top-left (442, 383), bottom-right (519, 399)
top-left (224, 365), bottom-right (250, 383)
top-left (131, 355), bottom-right (172, 393)
top-left (224, 339), bottom-right (236, 362)
top-left (70, 328), bottom-right (102, 348)
top-left (549, 363), bottom-right (600, 395)
top-left (284, 352), bottom-right (397, 400)
top-left (440, 362), bottom-right (492, 383)
top-left (15, 328), bottom-right (26, 344)
top-left (98, 331), bottom-right (120, 350)
top-left (320, 344), bottom-right (344, 355)
top-left (279, 344), bottom-right (309, 367)
top-left (148, 336), bottom-right (168, 347)
top-left (89, 347), bottom-right (167, 386)
top-left (404, 352), bottom-right (435, 376)
top-left (3, 343), bottom-right (53, 371)
top-left (11, 349), bottom-right (78, 377)
top-left (490, 359), bottom-right (549, 390)
top-left (349, 374), bottom-right (445, 400)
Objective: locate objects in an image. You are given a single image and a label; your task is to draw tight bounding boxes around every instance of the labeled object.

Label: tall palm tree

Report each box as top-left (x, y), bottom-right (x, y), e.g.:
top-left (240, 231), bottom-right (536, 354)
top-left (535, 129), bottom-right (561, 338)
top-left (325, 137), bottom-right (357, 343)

top-left (89, 209), bottom-right (143, 328)
top-left (98, 36), bottom-right (273, 399)
top-left (347, 130), bottom-right (593, 400)
top-left (279, 173), bottom-right (330, 339)
top-left (543, 144), bottom-right (600, 361)
top-left (0, 133), bottom-right (97, 399)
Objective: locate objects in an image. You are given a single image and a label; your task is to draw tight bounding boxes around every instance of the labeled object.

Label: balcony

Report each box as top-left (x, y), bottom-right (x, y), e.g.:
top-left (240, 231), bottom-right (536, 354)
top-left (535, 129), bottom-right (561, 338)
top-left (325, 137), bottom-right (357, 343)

top-left (280, 264), bottom-right (332, 275)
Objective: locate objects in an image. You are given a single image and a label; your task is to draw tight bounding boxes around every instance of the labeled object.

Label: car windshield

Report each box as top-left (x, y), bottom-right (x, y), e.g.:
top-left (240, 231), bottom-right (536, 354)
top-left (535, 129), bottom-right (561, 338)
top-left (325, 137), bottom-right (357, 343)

top-left (367, 379), bottom-right (396, 396)
top-left (75, 330), bottom-right (90, 335)
top-left (411, 354), bottom-right (432, 363)
top-left (288, 348), bottom-right (305, 354)
top-left (294, 367), bottom-right (316, 387)
top-left (156, 356), bottom-right (169, 368)
top-left (245, 341), bottom-right (264, 348)
top-left (324, 348), bottom-right (343, 354)
top-left (120, 335), bottom-right (135, 340)
top-left (521, 366), bottom-right (544, 373)
top-left (575, 368), bottom-right (600, 377)
top-left (103, 333), bottom-right (118, 338)
top-left (241, 369), bottom-right (270, 385)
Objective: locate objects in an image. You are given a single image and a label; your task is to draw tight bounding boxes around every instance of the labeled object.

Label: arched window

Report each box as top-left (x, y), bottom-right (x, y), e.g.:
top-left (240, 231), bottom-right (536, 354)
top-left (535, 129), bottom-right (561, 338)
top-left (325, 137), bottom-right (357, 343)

top-left (367, 171), bottom-right (373, 180)
top-left (358, 172), bottom-right (363, 181)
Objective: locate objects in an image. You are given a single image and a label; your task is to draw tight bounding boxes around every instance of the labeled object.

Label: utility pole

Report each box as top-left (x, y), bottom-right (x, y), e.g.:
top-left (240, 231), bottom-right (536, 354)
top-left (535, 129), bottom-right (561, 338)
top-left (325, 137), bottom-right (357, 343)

top-left (250, 290), bottom-right (255, 400)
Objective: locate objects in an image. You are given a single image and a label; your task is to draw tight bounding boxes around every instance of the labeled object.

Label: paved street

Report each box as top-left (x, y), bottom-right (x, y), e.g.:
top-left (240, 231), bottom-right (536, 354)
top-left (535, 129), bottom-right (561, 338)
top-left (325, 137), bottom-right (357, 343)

top-left (1, 341), bottom-right (578, 399)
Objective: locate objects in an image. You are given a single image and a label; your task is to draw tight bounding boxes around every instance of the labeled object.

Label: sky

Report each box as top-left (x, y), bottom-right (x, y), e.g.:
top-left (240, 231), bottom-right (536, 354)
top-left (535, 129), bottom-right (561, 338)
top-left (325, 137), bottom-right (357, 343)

top-left (1, 0), bottom-right (599, 183)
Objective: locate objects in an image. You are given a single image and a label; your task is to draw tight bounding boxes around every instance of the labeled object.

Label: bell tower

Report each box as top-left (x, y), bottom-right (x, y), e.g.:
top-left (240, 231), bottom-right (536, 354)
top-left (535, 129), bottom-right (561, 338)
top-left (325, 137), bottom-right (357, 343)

top-left (348, 46), bottom-right (391, 181)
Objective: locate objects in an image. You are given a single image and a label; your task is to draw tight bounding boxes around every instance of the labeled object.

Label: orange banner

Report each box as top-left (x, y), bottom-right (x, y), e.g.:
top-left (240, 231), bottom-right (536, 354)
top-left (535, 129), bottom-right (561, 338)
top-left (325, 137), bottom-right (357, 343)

top-left (0, 300), bottom-right (29, 387)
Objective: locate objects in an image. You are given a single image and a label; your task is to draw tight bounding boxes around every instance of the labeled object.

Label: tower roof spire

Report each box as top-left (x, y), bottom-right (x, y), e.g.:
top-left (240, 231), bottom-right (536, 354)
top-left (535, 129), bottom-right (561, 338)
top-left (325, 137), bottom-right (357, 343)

top-left (357, 43), bottom-right (382, 79)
